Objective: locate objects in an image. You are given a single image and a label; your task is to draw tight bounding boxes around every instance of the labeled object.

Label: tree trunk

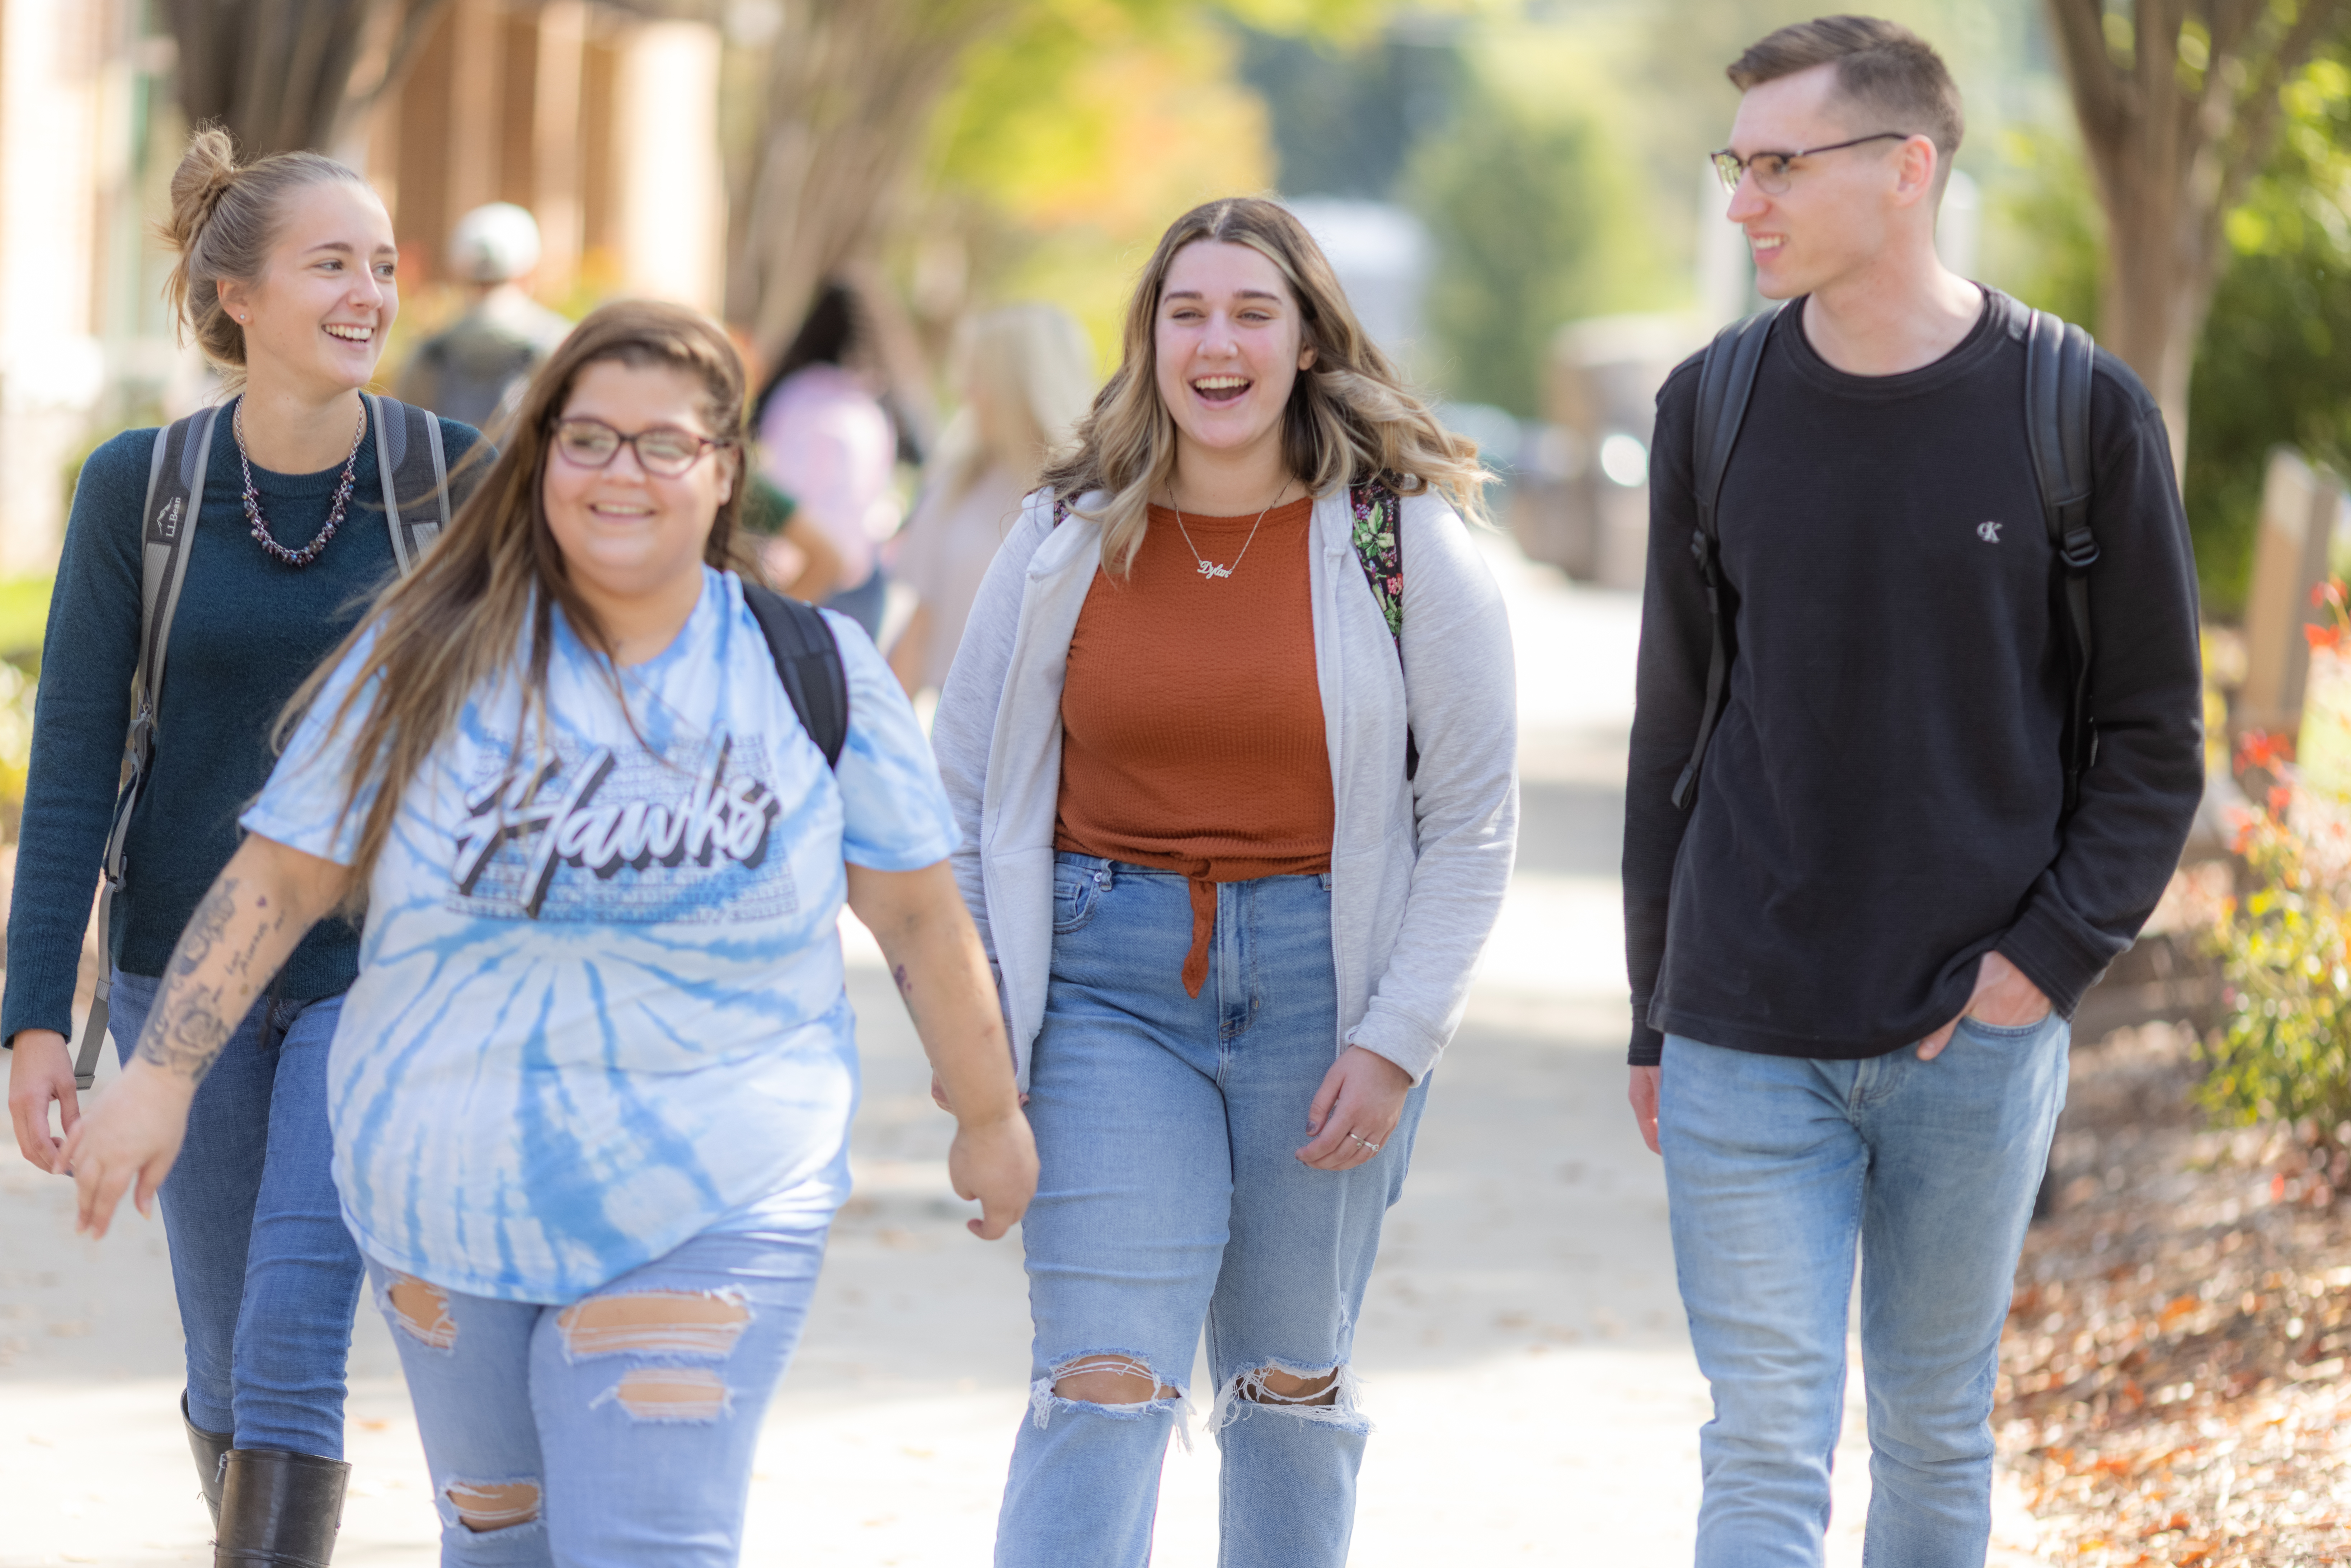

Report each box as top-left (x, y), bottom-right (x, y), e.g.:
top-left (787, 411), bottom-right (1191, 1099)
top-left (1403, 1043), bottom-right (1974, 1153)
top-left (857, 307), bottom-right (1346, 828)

top-left (2045, 0), bottom-right (2345, 474)
top-left (723, 0), bottom-right (1019, 376)
top-left (165, 0), bottom-right (449, 157)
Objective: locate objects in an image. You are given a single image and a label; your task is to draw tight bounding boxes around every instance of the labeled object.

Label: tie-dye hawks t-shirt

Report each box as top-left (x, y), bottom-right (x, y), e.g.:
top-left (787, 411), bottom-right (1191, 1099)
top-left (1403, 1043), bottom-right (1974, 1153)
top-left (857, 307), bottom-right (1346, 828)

top-left (244, 568), bottom-right (958, 1303)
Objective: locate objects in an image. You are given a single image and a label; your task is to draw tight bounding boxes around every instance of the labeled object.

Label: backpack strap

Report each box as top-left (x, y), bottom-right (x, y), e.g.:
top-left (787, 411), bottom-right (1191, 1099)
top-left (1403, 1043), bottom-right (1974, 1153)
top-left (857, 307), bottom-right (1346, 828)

top-left (74, 408), bottom-right (218, 1088)
top-left (1348, 479), bottom-right (1418, 780)
top-left (2023, 308), bottom-right (2099, 818)
top-left (1671, 305), bottom-right (1781, 810)
top-left (363, 393), bottom-right (452, 574)
top-left (742, 581), bottom-right (849, 769)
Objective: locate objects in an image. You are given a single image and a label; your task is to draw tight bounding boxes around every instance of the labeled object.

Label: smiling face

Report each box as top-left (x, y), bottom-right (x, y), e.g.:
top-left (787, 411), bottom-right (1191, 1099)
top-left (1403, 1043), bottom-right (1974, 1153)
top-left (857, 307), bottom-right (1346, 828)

top-left (541, 358), bottom-right (738, 615)
top-left (1723, 62), bottom-right (1937, 300)
top-left (1152, 240), bottom-right (1315, 477)
top-left (217, 178), bottom-right (399, 397)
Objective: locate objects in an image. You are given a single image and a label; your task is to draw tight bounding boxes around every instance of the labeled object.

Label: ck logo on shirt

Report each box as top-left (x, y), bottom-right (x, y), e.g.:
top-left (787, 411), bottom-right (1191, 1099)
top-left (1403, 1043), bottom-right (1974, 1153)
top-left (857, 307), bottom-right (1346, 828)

top-left (448, 731), bottom-right (793, 923)
top-left (1977, 521), bottom-right (2002, 543)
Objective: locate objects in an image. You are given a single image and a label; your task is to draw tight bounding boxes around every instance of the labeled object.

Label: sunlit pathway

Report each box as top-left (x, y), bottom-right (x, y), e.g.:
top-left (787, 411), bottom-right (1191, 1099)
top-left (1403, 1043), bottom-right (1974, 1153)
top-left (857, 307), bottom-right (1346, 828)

top-left (0, 538), bottom-right (2036, 1565)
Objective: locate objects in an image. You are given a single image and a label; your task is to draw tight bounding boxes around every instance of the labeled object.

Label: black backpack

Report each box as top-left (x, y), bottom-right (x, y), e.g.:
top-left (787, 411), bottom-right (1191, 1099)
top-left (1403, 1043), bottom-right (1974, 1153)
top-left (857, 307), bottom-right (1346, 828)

top-left (1671, 302), bottom-right (2098, 815)
top-left (743, 581), bottom-right (849, 771)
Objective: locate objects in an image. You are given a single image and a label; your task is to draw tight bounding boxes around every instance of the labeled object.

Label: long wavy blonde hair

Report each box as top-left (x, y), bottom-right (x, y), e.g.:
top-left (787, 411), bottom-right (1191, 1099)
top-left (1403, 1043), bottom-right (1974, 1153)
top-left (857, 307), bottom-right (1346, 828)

top-left (278, 301), bottom-right (753, 898)
top-left (1042, 197), bottom-right (1486, 574)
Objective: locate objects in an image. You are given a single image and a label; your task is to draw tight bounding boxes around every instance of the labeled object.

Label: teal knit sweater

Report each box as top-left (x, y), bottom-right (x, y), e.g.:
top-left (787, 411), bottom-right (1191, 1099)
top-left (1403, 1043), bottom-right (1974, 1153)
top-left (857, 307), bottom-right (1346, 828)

top-left (2, 404), bottom-right (483, 1046)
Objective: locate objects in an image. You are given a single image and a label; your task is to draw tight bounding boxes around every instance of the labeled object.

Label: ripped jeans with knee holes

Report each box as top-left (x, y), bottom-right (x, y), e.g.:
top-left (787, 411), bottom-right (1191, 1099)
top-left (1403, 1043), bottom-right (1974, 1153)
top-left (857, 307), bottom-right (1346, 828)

top-left (363, 1220), bottom-right (827, 1568)
top-left (995, 857), bottom-right (1429, 1568)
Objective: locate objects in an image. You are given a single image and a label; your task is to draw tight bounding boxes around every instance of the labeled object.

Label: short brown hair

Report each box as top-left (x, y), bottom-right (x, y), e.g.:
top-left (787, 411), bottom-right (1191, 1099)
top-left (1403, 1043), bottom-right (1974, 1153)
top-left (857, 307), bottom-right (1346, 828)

top-left (1726, 15), bottom-right (1964, 168)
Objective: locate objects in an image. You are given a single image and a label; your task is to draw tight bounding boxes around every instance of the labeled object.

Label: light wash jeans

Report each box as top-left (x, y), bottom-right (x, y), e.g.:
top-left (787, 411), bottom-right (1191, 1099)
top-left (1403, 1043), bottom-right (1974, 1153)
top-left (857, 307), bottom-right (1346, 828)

top-left (108, 967), bottom-right (363, 1456)
top-left (995, 854), bottom-right (1429, 1568)
top-left (1659, 1015), bottom-right (2069, 1568)
top-left (365, 1221), bottom-right (827, 1567)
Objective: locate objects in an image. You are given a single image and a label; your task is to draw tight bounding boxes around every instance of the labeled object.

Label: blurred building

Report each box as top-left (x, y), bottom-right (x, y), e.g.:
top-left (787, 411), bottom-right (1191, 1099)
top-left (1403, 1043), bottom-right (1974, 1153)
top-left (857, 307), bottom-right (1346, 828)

top-left (370, 1), bottom-right (724, 309)
top-left (1517, 315), bottom-right (1701, 593)
top-left (0, 0), bottom-right (726, 575)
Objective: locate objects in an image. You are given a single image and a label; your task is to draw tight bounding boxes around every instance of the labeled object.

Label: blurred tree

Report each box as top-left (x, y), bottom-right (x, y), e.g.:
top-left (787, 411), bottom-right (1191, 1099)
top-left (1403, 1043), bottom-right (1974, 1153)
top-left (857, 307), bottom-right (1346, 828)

top-left (1407, 100), bottom-right (1606, 415)
top-left (724, 0), bottom-right (1385, 373)
top-left (2000, 47), bottom-right (2351, 616)
top-left (1233, 28), bottom-right (1459, 198)
top-left (915, 0), bottom-right (1283, 363)
top-left (165, 0), bottom-right (447, 156)
top-left (1396, 18), bottom-right (1671, 416)
top-left (2047, 0), bottom-right (2349, 468)
top-left (1984, 125), bottom-right (2105, 332)
top-left (2182, 46), bottom-right (2351, 614)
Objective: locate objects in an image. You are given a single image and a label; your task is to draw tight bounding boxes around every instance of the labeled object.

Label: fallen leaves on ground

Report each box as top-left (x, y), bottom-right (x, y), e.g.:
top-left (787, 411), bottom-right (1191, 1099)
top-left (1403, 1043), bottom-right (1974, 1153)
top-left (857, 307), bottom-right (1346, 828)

top-left (1999, 1021), bottom-right (2351, 1564)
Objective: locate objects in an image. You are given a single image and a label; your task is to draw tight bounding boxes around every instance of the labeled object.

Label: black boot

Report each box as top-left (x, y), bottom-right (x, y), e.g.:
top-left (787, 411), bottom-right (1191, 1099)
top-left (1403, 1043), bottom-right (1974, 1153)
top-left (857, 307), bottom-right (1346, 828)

top-left (181, 1394), bottom-right (231, 1527)
top-left (214, 1449), bottom-right (350, 1567)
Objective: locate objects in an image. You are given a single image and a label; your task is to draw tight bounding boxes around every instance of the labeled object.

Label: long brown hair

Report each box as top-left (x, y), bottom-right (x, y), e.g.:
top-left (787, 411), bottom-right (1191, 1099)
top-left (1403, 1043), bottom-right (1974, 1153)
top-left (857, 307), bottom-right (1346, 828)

top-left (280, 300), bottom-right (751, 897)
top-left (1042, 197), bottom-right (1487, 574)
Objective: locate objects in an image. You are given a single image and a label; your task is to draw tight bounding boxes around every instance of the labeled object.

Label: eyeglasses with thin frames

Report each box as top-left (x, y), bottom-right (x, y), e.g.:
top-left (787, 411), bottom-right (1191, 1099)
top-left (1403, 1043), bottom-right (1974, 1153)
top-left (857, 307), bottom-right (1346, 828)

top-left (551, 416), bottom-right (734, 478)
top-left (1710, 132), bottom-right (1915, 196)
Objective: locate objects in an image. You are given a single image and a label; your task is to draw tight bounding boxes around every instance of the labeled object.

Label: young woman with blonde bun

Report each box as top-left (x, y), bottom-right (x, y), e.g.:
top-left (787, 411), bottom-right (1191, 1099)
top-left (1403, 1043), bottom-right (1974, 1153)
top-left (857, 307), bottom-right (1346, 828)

top-left (3, 127), bottom-right (483, 1562)
top-left (65, 300), bottom-right (1036, 1568)
top-left (933, 197), bottom-right (1517, 1567)
top-left (889, 303), bottom-right (1095, 695)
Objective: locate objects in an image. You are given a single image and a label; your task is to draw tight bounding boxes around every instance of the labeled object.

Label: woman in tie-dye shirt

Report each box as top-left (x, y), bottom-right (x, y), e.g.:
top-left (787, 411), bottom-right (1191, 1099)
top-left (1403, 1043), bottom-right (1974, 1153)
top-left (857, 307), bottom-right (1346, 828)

top-left (66, 301), bottom-right (1037, 1567)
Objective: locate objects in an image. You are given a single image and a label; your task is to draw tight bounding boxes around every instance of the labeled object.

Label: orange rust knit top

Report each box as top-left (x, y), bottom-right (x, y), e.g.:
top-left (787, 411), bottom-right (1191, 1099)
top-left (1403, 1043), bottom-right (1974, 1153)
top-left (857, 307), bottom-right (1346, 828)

top-left (1054, 495), bottom-right (1333, 996)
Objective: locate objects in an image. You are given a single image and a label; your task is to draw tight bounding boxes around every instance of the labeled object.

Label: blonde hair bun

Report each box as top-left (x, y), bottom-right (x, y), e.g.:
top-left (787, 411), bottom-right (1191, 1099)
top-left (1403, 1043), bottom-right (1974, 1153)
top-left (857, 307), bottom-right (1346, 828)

top-left (157, 124), bottom-right (368, 386)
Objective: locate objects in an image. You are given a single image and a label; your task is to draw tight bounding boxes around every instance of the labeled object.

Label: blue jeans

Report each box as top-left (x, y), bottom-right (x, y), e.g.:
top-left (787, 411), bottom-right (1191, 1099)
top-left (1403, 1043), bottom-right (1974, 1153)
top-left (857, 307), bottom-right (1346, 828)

top-left (365, 1222), bottom-right (827, 1567)
top-left (995, 854), bottom-right (1429, 1568)
top-left (108, 967), bottom-right (363, 1456)
top-left (1659, 1016), bottom-right (2070, 1568)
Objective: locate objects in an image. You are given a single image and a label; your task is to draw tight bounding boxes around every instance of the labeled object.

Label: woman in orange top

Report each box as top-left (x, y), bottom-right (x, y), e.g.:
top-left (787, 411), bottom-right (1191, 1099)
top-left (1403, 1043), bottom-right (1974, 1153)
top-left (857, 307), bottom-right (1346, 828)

top-left (932, 198), bottom-right (1519, 1567)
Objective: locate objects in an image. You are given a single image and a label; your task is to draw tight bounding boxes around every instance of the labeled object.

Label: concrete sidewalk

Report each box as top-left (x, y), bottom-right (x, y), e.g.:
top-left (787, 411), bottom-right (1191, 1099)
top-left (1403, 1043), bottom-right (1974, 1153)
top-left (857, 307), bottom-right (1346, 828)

top-left (0, 542), bottom-right (2037, 1565)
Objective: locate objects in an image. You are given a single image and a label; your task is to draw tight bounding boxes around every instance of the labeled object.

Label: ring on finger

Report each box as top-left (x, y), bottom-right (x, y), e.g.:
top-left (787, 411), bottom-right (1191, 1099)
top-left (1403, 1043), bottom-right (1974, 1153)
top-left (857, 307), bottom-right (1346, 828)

top-left (1346, 1132), bottom-right (1382, 1154)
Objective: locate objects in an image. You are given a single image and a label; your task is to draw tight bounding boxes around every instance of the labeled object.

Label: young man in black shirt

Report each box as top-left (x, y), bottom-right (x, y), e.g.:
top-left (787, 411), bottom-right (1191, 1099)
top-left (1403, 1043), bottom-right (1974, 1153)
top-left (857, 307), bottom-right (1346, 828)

top-left (1623, 17), bottom-right (2202, 1565)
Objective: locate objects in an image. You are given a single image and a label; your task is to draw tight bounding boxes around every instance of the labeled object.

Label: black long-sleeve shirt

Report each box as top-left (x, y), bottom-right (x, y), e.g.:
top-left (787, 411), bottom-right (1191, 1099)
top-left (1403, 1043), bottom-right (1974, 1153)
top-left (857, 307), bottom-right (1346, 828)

top-left (1623, 289), bottom-right (2204, 1066)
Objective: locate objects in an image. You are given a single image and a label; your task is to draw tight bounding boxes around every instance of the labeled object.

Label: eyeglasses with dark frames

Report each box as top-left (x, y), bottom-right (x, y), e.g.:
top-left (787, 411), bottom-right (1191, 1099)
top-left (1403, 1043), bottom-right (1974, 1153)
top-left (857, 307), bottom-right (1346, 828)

top-left (1710, 132), bottom-right (1915, 196)
top-left (551, 416), bottom-right (734, 478)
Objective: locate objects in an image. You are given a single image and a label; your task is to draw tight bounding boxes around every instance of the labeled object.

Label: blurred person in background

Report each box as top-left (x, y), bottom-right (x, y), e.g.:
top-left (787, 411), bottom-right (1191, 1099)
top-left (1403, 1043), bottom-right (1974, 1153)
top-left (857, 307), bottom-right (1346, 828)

top-left (888, 304), bottom-right (1095, 696)
top-left (4, 128), bottom-right (484, 1563)
top-left (394, 202), bottom-right (572, 437)
top-left (753, 281), bottom-right (901, 640)
top-left (62, 301), bottom-right (1036, 1568)
top-left (933, 197), bottom-right (1515, 1568)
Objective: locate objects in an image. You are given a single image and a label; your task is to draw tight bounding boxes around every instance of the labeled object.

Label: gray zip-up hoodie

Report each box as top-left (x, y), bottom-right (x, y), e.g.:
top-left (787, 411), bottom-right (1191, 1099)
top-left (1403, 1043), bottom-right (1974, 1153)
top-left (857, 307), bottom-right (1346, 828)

top-left (931, 485), bottom-right (1519, 1088)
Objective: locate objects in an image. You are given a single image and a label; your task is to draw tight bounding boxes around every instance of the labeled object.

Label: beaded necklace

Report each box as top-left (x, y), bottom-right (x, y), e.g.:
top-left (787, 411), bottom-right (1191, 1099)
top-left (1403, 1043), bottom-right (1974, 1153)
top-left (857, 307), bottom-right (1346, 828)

top-left (234, 396), bottom-right (365, 568)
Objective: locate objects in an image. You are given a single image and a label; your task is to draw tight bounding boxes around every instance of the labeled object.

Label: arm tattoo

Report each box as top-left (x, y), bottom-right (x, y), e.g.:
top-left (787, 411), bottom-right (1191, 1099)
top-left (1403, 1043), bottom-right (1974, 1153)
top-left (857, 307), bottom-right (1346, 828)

top-left (136, 877), bottom-right (276, 1084)
top-left (893, 963), bottom-right (913, 999)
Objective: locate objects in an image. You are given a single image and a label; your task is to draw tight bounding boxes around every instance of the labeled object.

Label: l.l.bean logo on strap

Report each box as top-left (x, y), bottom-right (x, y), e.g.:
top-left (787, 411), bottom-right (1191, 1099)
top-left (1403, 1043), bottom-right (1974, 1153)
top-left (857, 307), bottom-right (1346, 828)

top-left (151, 494), bottom-right (184, 543)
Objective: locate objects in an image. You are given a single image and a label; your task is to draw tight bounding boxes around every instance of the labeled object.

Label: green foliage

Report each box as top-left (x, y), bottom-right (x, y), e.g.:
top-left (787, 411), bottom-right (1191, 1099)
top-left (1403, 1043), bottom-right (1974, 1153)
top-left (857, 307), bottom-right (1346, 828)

top-left (1984, 48), bottom-right (2351, 621)
top-left (2183, 50), bottom-right (2351, 621)
top-left (920, 0), bottom-right (1292, 364)
top-left (2205, 802), bottom-right (2351, 1144)
top-left (1234, 29), bottom-right (1457, 200)
top-left (1406, 98), bottom-right (1610, 415)
top-left (0, 577), bottom-right (52, 662)
top-left (1982, 125), bottom-right (2102, 331)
